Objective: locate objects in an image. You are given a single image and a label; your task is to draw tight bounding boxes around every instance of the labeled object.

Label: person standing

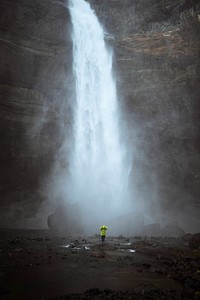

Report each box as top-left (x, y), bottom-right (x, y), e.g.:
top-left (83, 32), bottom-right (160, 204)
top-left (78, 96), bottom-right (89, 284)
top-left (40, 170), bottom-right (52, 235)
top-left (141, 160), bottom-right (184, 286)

top-left (100, 225), bottom-right (108, 243)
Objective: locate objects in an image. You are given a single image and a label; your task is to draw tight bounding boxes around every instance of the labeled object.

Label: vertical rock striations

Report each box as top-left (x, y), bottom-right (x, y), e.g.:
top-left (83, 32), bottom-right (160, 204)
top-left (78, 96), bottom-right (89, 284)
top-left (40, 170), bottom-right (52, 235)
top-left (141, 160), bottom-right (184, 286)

top-left (0, 0), bottom-right (73, 226)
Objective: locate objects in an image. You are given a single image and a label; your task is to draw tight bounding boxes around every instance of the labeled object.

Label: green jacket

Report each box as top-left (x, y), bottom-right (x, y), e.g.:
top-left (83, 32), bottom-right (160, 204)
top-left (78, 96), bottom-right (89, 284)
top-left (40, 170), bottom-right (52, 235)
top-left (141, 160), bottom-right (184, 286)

top-left (100, 225), bottom-right (108, 236)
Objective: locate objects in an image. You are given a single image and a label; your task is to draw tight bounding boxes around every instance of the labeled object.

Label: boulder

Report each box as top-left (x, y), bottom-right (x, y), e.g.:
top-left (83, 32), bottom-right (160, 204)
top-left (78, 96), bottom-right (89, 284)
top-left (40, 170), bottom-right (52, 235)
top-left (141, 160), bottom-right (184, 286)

top-left (110, 211), bottom-right (144, 236)
top-left (143, 223), bottom-right (161, 236)
top-left (182, 233), bottom-right (193, 241)
top-left (47, 202), bottom-right (83, 235)
top-left (161, 224), bottom-right (185, 237)
top-left (189, 233), bottom-right (200, 250)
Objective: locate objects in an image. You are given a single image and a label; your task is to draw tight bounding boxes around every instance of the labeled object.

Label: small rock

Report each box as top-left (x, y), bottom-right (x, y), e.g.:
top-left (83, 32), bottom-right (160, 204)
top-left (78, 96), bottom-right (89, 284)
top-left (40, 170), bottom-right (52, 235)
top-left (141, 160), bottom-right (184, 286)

top-left (189, 233), bottom-right (200, 250)
top-left (182, 233), bottom-right (193, 241)
top-left (143, 223), bottom-right (161, 236)
top-left (161, 224), bottom-right (185, 237)
top-left (0, 287), bottom-right (9, 296)
top-left (184, 277), bottom-right (200, 290)
top-left (14, 248), bottom-right (23, 252)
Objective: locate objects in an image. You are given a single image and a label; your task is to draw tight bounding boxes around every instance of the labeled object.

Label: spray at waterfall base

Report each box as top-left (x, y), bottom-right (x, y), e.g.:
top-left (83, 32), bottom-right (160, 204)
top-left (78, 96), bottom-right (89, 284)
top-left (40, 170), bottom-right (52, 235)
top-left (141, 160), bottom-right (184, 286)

top-left (47, 195), bottom-right (144, 236)
top-left (48, 165), bottom-right (135, 236)
top-left (48, 0), bottom-right (134, 235)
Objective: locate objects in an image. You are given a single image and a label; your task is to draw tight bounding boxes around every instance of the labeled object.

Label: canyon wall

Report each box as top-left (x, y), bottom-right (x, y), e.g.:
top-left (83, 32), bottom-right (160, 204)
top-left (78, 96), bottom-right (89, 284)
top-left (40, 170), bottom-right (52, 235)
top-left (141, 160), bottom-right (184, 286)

top-left (0, 0), bottom-right (73, 226)
top-left (0, 0), bottom-right (199, 231)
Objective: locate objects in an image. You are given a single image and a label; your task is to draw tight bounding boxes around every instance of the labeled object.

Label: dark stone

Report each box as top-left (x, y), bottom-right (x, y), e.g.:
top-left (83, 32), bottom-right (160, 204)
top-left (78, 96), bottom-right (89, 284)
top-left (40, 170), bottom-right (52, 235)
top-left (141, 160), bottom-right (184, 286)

top-left (47, 202), bottom-right (83, 235)
top-left (111, 211), bottom-right (144, 236)
top-left (161, 224), bottom-right (185, 237)
top-left (184, 277), bottom-right (200, 291)
top-left (182, 233), bottom-right (193, 241)
top-left (143, 223), bottom-right (161, 236)
top-left (189, 233), bottom-right (200, 250)
top-left (0, 287), bottom-right (9, 296)
top-left (86, 288), bottom-right (101, 296)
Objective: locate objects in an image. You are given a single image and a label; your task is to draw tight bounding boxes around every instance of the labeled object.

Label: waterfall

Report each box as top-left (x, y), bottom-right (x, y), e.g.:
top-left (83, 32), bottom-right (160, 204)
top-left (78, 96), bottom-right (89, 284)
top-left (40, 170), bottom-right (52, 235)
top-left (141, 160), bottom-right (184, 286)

top-left (68, 0), bottom-right (130, 231)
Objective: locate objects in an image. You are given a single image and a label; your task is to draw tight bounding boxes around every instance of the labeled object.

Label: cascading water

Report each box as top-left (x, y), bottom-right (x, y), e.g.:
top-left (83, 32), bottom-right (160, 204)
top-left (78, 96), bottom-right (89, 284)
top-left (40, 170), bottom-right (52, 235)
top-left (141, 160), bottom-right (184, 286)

top-left (68, 0), bottom-right (130, 232)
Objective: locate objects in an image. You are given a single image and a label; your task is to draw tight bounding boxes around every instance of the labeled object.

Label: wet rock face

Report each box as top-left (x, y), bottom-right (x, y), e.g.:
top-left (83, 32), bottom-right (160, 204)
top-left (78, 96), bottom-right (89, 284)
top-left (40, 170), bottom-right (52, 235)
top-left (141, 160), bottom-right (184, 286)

top-left (47, 203), bottom-right (83, 235)
top-left (143, 223), bottom-right (161, 236)
top-left (161, 224), bottom-right (185, 237)
top-left (189, 233), bottom-right (200, 250)
top-left (0, 0), bottom-right (73, 224)
top-left (0, 0), bottom-right (200, 230)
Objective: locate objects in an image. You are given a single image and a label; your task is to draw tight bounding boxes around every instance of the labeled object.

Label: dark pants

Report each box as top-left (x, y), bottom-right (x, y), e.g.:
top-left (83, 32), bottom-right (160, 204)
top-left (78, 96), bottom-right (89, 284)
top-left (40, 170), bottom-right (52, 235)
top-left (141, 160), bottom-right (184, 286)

top-left (101, 235), bottom-right (105, 243)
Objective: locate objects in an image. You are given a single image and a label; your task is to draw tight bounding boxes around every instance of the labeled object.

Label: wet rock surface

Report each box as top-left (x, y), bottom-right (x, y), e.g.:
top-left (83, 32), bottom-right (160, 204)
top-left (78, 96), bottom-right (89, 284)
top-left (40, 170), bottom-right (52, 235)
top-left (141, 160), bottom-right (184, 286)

top-left (0, 0), bottom-right (73, 225)
top-left (29, 288), bottom-right (198, 300)
top-left (161, 224), bottom-right (185, 237)
top-left (0, 229), bottom-right (200, 299)
top-left (189, 233), bottom-right (200, 250)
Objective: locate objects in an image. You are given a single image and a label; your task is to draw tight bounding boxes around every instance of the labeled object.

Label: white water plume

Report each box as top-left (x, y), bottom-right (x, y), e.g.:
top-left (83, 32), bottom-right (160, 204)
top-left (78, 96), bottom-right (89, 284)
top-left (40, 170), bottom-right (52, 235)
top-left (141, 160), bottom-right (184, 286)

top-left (67, 0), bottom-right (131, 231)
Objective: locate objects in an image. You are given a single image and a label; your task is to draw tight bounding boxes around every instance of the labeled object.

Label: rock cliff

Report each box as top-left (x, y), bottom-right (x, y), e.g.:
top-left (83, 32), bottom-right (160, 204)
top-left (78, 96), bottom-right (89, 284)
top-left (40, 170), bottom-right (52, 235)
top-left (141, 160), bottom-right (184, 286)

top-left (0, 0), bottom-right (199, 231)
top-left (0, 0), bottom-right (73, 226)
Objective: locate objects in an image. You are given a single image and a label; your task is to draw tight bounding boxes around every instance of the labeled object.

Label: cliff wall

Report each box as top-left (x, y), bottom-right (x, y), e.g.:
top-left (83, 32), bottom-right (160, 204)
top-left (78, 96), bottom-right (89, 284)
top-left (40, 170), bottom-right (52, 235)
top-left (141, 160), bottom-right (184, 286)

top-left (0, 0), bottom-right (73, 225)
top-left (0, 0), bottom-right (199, 230)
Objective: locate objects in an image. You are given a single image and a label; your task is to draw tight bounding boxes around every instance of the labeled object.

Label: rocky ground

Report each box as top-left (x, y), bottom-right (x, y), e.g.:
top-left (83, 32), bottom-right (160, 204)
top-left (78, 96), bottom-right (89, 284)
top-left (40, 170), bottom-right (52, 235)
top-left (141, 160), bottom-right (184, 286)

top-left (0, 229), bottom-right (200, 299)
